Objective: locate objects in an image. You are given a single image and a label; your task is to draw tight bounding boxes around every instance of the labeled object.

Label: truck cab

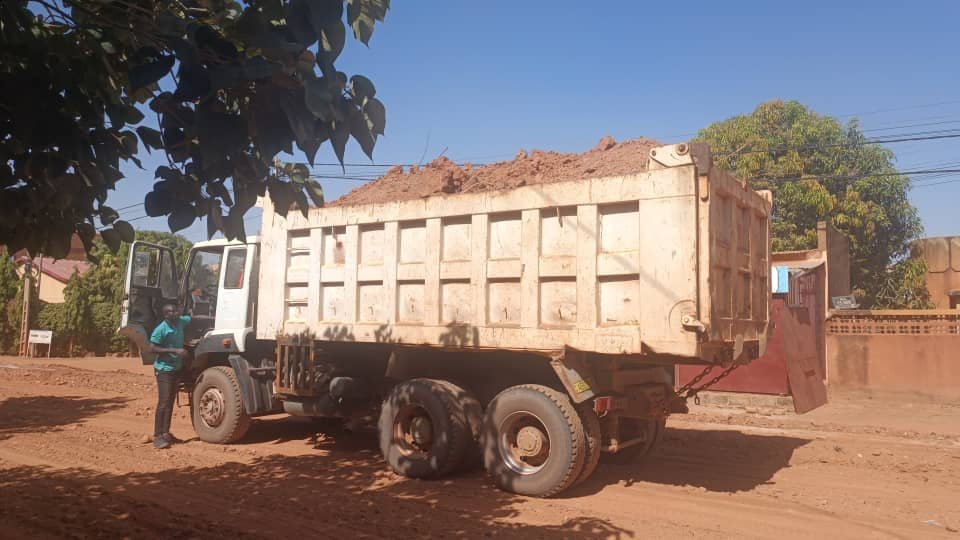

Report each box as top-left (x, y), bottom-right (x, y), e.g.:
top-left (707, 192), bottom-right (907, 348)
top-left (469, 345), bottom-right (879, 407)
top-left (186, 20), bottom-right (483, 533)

top-left (120, 238), bottom-right (258, 357)
top-left (119, 237), bottom-right (279, 443)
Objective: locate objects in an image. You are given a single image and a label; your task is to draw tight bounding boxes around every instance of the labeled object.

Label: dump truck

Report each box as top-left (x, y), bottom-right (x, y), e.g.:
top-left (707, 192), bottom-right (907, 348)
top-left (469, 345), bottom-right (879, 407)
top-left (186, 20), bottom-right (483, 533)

top-left (120, 142), bottom-right (777, 497)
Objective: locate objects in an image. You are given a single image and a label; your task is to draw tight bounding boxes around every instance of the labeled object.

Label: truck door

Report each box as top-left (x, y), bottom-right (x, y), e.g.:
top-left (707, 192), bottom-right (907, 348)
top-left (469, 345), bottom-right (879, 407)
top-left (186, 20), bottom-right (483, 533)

top-left (118, 242), bottom-right (179, 364)
top-left (214, 244), bottom-right (255, 330)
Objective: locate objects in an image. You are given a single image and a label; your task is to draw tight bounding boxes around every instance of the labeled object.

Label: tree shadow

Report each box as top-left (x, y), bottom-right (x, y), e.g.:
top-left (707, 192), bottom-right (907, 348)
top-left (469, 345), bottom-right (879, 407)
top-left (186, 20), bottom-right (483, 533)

top-left (569, 426), bottom-right (810, 496)
top-left (0, 432), bottom-right (636, 539)
top-left (0, 395), bottom-right (131, 441)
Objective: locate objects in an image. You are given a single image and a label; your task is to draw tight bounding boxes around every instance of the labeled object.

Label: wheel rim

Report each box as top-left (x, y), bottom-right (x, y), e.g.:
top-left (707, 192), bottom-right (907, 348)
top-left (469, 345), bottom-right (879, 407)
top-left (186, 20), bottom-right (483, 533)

top-left (393, 404), bottom-right (434, 457)
top-left (198, 387), bottom-right (226, 428)
top-left (498, 410), bottom-right (551, 475)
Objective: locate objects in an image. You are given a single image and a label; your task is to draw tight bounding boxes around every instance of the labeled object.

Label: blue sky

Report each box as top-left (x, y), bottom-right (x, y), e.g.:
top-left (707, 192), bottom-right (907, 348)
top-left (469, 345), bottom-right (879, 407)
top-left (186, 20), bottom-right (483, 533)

top-left (110, 0), bottom-right (960, 242)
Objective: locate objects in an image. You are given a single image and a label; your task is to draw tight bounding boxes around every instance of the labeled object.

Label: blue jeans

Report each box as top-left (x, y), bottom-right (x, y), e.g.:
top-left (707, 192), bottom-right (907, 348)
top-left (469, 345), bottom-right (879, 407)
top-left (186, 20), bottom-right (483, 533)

top-left (154, 370), bottom-right (180, 437)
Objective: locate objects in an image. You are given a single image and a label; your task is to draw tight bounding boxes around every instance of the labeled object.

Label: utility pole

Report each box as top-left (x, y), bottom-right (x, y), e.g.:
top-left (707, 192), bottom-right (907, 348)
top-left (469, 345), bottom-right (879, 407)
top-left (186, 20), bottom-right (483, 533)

top-left (18, 260), bottom-right (31, 357)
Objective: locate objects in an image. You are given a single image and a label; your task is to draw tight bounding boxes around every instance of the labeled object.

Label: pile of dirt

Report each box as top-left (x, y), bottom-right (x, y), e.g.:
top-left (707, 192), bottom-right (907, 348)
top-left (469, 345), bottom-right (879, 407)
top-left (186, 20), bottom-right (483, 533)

top-left (331, 136), bottom-right (661, 207)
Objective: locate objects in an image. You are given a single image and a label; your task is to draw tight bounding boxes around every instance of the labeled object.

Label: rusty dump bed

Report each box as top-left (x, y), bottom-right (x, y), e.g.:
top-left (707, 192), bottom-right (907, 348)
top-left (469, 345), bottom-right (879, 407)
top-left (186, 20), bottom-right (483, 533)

top-left (256, 143), bottom-right (772, 364)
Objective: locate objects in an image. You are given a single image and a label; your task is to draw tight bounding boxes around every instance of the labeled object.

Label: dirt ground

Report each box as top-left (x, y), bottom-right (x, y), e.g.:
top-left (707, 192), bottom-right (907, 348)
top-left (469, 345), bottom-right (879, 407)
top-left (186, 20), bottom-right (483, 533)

top-left (0, 356), bottom-right (958, 539)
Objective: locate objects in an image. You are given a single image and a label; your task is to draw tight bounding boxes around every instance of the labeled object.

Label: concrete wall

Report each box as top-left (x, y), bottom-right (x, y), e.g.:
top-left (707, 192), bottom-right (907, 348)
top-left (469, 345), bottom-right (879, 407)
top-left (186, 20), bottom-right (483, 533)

top-left (818, 222), bottom-right (851, 298)
top-left (916, 236), bottom-right (960, 309)
top-left (827, 334), bottom-right (960, 399)
top-left (38, 276), bottom-right (66, 304)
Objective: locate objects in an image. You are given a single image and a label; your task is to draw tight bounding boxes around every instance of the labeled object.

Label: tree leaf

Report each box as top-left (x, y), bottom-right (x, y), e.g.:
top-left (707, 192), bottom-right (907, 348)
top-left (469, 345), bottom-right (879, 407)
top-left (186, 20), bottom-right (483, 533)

top-left (317, 19), bottom-right (346, 77)
top-left (363, 97), bottom-right (386, 136)
top-left (349, 110), bottom-right (375, 160)
top-left (129, 55), bottom-right (175, 90)
top-left (290, 163), bottom-right (310, 184)
top-left (207, 202), bottom-right (224, 239)
top-left (331, 119), bottom-right (349, 166)
top-left (114, 220), bottom-right (135, 243)
top-left (136, 126), bottom-right (164, 151)
top-left (267, 177), bottom-right (296, 217)
top-left (305, 179), bottom-right (325, 207)
top-left (287, 0), bottom-right (317, 46)
top-left (206, 181), bottom-right (234, 206)
top-left (144, 189), bottom-right (173, 217)
top-left (242, 57), bottom-right (281, 80)
top-left (304, 78), bottom-right (333, 120)
top-left (99, 205), bottom-right (119, 225)
top-left (101, 228), bottom-right (122, 253)
top-left (350, 74), bottom-right (376, 104)
top-left (168, 203), bottom-right (196, 232)
top-left (293, 188), bottom-right (309, 218)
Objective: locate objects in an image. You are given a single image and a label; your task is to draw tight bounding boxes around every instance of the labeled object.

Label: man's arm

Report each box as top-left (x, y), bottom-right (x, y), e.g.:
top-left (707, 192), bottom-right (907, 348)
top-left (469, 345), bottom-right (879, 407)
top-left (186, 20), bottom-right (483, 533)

top-left (150, 343), bottom-right (187, 357)
top-left (150, 326), bottom-right (186, 358)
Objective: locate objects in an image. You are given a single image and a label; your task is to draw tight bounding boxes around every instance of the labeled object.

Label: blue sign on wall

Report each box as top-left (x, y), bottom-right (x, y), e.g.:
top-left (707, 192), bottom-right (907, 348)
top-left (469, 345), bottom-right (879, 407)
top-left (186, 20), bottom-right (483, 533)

top-left (771, 266), bottom-right (789, 294)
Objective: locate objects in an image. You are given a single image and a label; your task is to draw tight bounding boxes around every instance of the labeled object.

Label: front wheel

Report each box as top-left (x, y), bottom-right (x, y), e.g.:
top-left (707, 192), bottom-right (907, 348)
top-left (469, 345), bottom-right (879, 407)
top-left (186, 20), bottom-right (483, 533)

top-left (191, 366), bottom-right (251, 444)
top-left (482, 385), bottom-right (587, 497)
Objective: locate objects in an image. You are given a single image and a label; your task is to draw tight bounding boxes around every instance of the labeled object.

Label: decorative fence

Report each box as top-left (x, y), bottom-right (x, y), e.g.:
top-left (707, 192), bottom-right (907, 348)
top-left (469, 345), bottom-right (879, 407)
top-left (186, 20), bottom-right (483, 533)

top-left (827, 310), bottom-right (960, 336)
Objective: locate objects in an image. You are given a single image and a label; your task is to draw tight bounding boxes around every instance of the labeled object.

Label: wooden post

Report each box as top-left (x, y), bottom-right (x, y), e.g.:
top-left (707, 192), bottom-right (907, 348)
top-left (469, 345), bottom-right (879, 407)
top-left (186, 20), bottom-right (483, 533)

top-left (18, 261), bottom-right (31, 357)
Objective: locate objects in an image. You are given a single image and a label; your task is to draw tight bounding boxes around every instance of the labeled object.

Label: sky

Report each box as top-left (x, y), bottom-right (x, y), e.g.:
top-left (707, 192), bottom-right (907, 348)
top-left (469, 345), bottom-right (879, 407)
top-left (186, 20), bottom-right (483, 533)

top-left (107, 0), bottom-right (960, 243)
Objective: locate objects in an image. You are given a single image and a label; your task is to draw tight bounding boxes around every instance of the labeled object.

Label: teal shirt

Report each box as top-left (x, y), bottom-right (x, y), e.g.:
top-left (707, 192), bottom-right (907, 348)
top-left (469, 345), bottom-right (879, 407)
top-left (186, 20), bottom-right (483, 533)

top-left (150, 316), bottom-right (191, 372)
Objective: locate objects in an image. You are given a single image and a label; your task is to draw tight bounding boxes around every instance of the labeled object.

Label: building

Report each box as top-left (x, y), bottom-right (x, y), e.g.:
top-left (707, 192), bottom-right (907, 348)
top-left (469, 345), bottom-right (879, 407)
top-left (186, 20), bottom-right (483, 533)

top-left (14, 256), bottom-right (91, 304)
top-left (915, 236), bottom-right (960, 309)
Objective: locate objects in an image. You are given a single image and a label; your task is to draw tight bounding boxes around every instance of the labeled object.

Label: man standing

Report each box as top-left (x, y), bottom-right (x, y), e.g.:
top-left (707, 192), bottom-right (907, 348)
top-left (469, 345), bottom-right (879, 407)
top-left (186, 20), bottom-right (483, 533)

top-left (150, 304), bottom-right (191, 450)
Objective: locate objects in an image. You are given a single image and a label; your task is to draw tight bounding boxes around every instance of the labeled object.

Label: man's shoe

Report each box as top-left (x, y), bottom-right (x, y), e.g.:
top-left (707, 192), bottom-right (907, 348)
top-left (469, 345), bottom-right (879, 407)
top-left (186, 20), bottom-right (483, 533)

top-left (154, 436), bottom-right (171, 449)
top-left (164, 432), bottom-right (183, 444)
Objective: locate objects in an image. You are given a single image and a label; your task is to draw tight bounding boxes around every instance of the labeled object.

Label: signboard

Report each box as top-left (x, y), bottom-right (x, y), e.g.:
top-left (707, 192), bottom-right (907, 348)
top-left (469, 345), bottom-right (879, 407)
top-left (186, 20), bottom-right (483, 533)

top-left (831, 295), bottom-right (859, 309)
top-left (28, 330), bottom-right (52, 344)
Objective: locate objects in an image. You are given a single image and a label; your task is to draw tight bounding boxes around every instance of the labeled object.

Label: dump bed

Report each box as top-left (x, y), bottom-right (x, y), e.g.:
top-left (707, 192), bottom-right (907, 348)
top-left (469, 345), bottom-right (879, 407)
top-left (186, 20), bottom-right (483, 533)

top-left (257, 143), bottom-right (771, 364)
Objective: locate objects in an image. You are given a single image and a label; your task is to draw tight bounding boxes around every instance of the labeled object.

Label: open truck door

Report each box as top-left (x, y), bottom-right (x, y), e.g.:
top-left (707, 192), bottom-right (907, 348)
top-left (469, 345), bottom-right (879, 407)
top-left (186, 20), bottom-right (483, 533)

top-left (118, 242), bottom-right (179, 365)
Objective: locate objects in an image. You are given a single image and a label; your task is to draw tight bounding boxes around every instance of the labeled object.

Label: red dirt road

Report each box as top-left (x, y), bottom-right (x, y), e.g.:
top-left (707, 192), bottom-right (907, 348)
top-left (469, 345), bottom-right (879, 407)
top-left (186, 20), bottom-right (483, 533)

top-left (1, 357), bottom-right (958, 539)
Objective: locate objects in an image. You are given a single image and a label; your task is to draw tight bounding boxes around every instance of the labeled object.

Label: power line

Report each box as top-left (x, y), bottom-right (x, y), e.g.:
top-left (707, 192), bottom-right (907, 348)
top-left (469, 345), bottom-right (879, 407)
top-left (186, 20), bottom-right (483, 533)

top-left (724, 132), bottom-right (960, 159)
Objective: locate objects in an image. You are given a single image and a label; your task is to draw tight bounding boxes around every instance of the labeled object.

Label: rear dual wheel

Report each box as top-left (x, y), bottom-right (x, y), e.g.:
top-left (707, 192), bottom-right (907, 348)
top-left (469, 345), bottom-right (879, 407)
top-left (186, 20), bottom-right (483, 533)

top-left (482, 385), bottom-right (594, 497)
top-left (378, 379), bottom-right (481, 479)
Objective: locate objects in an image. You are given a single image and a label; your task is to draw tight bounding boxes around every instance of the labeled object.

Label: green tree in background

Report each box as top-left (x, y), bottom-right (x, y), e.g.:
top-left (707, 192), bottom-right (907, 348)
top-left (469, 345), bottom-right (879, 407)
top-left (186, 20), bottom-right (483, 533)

top-left (0, 253), bottom-right (23, 353)
top-left (695, 100), bottom-right (929, 308)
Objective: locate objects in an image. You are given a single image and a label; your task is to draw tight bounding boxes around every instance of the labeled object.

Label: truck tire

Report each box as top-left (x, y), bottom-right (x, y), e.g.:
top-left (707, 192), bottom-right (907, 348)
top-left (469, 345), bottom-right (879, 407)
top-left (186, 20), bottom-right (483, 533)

top-left (603, 417), bottom-right (666, 464)
top-left (191, 366), bottom-right (251, 444)
top-left (573, 404), bottom-right (602, 487)
top-left (482, 385), bottom-right (586, 497)
top-left (379, 379), bottom-right (470, 479)
top-left (435, 380), bottom-right (484, 472)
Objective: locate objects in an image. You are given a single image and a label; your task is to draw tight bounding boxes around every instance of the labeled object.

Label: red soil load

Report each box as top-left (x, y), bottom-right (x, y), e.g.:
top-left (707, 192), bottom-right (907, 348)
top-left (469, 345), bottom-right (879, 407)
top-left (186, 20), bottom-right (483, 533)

top-left (331, 136), bottom-right (661, 207)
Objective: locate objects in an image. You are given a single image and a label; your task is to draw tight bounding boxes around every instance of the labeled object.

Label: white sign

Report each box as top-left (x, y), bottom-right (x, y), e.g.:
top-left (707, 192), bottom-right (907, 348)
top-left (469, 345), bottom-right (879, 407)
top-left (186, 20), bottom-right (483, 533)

top-left (28, 330), bottom-right (52, 345)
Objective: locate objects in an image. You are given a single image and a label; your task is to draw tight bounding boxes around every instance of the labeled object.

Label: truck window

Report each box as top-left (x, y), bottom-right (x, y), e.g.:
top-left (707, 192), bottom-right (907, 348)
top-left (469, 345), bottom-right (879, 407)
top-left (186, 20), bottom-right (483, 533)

top-left (223, 249), bottom-right (247, 290)
top-left (187, 250), bottom-right (222, 317)
top-left (159, 251), bottom-right (177, 298)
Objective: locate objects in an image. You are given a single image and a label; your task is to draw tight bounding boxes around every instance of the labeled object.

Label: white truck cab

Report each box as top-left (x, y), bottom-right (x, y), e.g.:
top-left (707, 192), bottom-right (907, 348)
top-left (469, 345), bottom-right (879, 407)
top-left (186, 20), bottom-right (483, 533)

top-left (119, 237), bottom-right (260, 362)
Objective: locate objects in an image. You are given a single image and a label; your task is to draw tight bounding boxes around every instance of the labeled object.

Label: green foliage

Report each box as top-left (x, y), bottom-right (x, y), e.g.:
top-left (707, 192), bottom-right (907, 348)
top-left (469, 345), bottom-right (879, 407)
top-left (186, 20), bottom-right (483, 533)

top-left (0, 254), bottom-right (22, 353)
top-left (1, 0), bottom-right (389, 259)
top-left (695, 100), bottom-right (927, 308)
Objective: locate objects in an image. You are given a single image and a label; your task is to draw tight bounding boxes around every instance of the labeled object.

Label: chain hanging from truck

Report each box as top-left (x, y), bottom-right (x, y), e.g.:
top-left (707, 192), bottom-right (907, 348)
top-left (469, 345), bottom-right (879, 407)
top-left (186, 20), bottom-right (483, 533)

top-left (676, 362), bottom-right (742, 405)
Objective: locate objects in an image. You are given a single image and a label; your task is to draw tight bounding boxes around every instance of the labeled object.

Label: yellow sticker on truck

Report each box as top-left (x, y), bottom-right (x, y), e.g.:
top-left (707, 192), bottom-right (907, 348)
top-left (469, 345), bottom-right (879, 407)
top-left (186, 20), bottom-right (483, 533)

top-left (573, 379), bottom-right (591, 394)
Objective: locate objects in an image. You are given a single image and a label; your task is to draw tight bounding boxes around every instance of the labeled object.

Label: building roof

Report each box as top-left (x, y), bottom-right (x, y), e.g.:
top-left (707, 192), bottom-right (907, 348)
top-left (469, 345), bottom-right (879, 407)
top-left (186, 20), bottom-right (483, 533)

top-left (17, 256), bottom-right (92, 283)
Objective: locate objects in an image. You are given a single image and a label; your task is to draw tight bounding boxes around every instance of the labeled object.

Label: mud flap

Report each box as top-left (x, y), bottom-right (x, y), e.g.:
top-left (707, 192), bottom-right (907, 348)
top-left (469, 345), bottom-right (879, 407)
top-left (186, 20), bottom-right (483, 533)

top-left (780, 308), bottom-right (828, 413)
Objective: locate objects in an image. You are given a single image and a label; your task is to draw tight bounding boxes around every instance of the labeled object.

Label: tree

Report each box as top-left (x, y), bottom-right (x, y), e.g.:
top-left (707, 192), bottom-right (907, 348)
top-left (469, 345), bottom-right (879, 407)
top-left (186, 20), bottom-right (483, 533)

top-left (0, 253), bottom-right (23, 353)
top-left (1, 0), bottom-right (388, 260)
top-left (695, 100), bottom-right (927, 308)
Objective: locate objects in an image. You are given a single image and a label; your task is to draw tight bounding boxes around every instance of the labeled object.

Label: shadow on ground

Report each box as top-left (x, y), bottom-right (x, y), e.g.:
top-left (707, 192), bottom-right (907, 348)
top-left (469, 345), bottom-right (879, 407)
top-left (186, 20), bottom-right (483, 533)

top-left (0, 422), bottom-right (634, 539)
top-left (569, 426), bottom-right (811, 497)
top-left (0, 395), bottom-right (131, 441)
